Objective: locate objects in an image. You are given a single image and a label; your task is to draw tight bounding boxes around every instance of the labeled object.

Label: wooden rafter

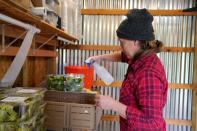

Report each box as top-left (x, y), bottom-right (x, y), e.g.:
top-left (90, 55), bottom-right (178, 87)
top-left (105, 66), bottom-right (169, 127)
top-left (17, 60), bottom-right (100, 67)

top-left (93, 80), bottom-right (192, 89)
top-left (81, 9), bottom-right (197, 16)
top-left (64, 44), bottom-right (194, 52)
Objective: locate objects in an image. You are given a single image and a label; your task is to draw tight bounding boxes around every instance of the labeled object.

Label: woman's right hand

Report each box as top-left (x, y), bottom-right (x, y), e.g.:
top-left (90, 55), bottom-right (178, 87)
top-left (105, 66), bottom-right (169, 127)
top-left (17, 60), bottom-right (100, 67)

top-left (85, 56), bottom-right (100, 67)
top-left (85, 51), bottom-right (121, 66)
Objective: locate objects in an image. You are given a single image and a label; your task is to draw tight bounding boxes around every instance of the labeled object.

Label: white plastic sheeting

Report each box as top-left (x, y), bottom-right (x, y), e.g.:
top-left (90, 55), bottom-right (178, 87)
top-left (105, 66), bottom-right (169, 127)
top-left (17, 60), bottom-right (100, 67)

top-left (0, 13), bottom-right (40, 86)
top-left (61, 0), bottom-right (82, 39)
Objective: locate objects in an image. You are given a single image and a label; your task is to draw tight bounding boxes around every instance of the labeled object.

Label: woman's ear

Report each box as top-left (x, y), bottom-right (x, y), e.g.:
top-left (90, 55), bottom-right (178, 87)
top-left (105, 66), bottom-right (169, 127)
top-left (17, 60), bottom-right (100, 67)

top-left (133, 40), bottom-right (138, 46)
top-left (133, 40), bottom-right (141, 50)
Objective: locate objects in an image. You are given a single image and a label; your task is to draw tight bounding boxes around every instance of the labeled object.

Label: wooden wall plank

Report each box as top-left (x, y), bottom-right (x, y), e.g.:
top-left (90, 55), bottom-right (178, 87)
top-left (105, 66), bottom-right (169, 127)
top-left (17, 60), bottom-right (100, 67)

top-left (46, 46), bottom-right (57, 75)
top-left (34, 58), bottom-right (48, 86)
top-left (22, 59), bottom-right (29, 86)
top-left (0, 56), bottom-right (50, 87)
top-left (81, 9), bottom-right (197, 16)
top-left (64, 44), bottom-right (194, 52)
top-left (0, 56), bottom-right (13, 80)
top-left (14, 66), bottom-right (23, 87)
top-left (25, 57), bottom-right (35, 87)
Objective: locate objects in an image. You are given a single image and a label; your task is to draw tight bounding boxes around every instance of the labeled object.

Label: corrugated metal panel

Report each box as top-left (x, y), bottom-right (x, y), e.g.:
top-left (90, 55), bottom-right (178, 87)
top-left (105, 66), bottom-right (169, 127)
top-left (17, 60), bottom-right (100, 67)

top-left (56, 0), bottom-right (196, 131)
top-left (159, 52), bottom-right (194, 84)
top-left (82, 0), bottom-right (195, 9)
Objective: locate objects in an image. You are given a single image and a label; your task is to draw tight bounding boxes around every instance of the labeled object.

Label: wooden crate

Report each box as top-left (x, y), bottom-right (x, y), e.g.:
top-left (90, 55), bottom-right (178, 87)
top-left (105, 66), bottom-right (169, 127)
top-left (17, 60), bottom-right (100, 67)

top-left (45, 101), bottom-right (102, 131)
top-left (44, 90), bottom-right (96, 104)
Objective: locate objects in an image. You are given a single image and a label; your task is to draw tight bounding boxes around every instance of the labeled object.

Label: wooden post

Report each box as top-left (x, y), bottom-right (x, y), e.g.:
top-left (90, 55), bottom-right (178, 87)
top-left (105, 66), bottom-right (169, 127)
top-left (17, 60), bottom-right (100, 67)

top-left (192, 16), bottom-right (197, 131)
top-left (47, 40), bottom-right (57, 75)
top-left (22, 58), bottom-right (29, 86)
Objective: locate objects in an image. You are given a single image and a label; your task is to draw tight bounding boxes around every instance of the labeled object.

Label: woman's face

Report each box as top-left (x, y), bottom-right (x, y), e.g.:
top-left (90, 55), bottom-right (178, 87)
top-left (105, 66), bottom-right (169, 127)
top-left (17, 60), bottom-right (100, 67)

top-left (119, 38), bottom-right (141, 59)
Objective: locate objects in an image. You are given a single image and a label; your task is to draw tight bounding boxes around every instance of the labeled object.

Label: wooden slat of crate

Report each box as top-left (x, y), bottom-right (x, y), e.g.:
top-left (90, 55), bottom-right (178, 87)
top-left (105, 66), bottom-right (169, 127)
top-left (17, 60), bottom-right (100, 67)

top-left (46, 104), bottom-right (65, 112)
top-left (46, 110), bottom-right (65, 119)
top-left (45, 117), bottom-right (65, 127)
top-left (71, 114), bottom-right (91, 121)
top-left (45, 125), bottom-right (64, 131)
top-left (71, 106), bottom-right (94, 114)
top-left (70, 105), bottom-right (95, 129)
top-left (60, 92), bottom-right (96, 104)
top-left (44, 90), bottom-right (96, 104)
top-left (70, 119), bottom-right (91, 129)
top-left (45, 102), bottom-right (66, 129)
top-left (44, 90), bottom-right (61, 102)
top-left (45, 101), bottom-right (101, 130)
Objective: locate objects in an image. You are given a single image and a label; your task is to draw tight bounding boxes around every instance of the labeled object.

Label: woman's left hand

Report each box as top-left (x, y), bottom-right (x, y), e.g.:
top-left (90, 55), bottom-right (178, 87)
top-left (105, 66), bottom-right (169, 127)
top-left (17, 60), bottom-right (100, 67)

top-left (95, 94), bottom-right (115, 110)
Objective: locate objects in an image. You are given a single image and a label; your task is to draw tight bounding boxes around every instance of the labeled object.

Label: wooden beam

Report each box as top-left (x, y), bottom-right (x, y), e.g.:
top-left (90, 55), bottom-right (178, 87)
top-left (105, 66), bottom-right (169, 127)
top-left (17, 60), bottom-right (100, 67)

top-left (64, 44), bottom-right (121, 51)
top-left (93, 80), bottom-right (192, 89)
top-left (0, 25), bottom-right (58, 46)
top-left (81, 9), bottom-right (197, 16)
top-left (64, 44), bottom-right (194, 52)
top-left (101, 115), bottom-right (120, 121)
top-left (192, 12), bottom-right (197, 131)
top-left (93, 80), bottom-right (122, 87)
top-left (47, 46), bottom-right (57, 74)
top-left (169, 83), bottom-right (192, 89)
top-left (193, 92), bottom-right (197, 130)
top-left (0, 0), bottom-right (77, 41)
top-left (165, 119), bottom-right (192, 126)
top-left (163, 47), bottom-right (194, 52)
top-left (0, 47), bottom-right (56, 57)
top-left (101, 115), bottom-right (192, 126)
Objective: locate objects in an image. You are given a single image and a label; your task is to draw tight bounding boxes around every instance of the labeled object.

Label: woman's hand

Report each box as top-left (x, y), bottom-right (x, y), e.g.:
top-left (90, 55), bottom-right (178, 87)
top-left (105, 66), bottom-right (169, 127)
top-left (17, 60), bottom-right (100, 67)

top-left (85, 52), bottom-right (122, 67)
top-left (85, 56), bottom-right (100, 67)
top-left (95, 94), bottom-right (116, 110)
top-left (95, 94), bottom-right (127, 118)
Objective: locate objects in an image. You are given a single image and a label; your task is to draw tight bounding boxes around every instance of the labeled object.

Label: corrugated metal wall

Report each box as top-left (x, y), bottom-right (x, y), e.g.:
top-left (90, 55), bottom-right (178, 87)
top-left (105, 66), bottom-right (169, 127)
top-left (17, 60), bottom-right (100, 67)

top-left (57, 0), bottom-right (196, 131)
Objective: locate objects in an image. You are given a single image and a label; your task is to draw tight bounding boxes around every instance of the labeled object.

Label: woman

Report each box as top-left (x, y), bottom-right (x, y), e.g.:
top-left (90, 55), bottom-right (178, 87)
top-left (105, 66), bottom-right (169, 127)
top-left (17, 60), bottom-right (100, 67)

top-left (87, 9), bottom-right (168, 131)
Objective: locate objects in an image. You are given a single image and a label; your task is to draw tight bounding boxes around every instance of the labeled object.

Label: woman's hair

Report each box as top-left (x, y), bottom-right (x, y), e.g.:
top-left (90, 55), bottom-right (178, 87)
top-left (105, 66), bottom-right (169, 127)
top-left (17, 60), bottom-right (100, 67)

top-left (139, 40), bottom-right (163, 53)
top-left (133, 40), bottom-right (163, 61)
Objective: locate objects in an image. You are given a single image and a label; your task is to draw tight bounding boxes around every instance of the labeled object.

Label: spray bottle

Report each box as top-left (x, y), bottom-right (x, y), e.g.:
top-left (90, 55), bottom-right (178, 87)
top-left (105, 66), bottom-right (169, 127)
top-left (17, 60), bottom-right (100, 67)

top-left (85, 58), bottom-right (114, 85)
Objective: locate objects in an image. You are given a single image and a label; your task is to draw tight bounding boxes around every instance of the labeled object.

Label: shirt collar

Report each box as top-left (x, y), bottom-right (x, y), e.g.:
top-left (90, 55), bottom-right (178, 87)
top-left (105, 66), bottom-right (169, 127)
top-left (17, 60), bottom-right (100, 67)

top-left (129, 53), bottom-right (155, 71)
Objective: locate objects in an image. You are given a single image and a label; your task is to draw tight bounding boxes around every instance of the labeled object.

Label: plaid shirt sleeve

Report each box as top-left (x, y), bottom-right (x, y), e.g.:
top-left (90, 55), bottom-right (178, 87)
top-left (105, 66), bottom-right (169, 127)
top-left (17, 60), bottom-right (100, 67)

top-left (126, 69), bottom-right (166, 130)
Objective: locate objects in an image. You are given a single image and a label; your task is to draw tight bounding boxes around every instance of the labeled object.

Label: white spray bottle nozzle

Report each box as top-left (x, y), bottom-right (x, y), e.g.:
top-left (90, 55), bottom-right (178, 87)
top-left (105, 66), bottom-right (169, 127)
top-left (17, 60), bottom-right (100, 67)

top-left (84, 58), bottom-right (95, 67)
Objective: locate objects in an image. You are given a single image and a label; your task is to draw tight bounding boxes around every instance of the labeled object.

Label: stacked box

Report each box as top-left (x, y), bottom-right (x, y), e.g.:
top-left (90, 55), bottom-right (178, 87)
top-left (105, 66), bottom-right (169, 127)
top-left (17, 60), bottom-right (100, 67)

top-left (10, 0), bottom-right (32, 10)
top-left (0, 87), bottom-right (46, 131)
top-left (31, 0), bottom-right (60, 27)
top-left (44, 90), bottom-right (102, 131)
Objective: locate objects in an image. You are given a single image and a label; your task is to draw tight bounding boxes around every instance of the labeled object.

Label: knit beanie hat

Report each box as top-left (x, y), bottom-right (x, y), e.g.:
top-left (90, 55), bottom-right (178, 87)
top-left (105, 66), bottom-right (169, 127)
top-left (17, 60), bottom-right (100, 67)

top-left (116, 8), bottom-right (155, 41)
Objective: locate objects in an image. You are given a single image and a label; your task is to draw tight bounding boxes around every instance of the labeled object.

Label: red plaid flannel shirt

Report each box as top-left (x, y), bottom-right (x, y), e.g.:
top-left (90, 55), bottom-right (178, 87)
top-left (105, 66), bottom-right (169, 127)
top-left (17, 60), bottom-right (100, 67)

top-left (120, 52), bottom-right (168, 131)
